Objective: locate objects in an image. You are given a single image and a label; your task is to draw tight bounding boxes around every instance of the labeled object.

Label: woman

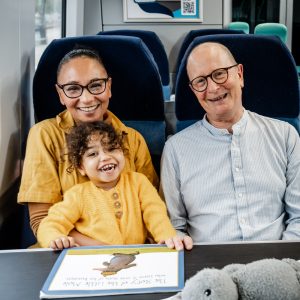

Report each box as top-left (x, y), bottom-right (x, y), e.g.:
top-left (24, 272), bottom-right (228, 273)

top-left (18, 48), bottom-right (158, 246)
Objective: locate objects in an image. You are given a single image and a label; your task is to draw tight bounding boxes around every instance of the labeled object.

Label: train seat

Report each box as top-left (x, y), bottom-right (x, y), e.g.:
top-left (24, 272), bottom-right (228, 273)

top-left (33, 35), bottom-right (165, 164)
top-left (97, 29), bottom-right (171, 100)
top-left (175, 34), bottom-right (300, 133)
top-left (21, 35), bottom-right (166, 248)
top-left (228, 21), bottom-right (250, 34)
top-left (254, 23), bottom-right (288, 44)
top-left (175, 29), bottom-right (244, 81)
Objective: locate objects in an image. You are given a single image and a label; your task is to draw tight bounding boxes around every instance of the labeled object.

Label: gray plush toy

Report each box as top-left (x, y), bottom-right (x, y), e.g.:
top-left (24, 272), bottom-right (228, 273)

top-left (163, 258), bottom-right (300, 300)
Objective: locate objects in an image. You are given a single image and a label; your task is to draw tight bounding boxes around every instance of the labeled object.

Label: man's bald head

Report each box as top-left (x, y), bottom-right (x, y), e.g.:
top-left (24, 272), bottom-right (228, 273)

top-left (187, 42), bottom-right (237, 75)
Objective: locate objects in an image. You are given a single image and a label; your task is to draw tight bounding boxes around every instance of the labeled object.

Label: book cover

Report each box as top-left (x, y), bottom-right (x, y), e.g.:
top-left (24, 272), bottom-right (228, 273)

top-left (40, 244), bottom-right (184, 299)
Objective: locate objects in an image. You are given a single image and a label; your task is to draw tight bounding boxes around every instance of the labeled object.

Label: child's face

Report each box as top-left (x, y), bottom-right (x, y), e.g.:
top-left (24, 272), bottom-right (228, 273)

top-left (78, 133), bottom-right (125, 190)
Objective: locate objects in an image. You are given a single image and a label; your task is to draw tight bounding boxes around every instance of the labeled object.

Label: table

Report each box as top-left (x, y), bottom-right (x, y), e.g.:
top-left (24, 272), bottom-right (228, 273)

top-left (1, 241), bottom-right (300, 300)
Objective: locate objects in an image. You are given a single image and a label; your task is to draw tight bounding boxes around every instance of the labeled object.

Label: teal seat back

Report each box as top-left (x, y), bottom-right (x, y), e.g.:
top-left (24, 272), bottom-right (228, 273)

top-left (228, 22), bottom-right (249, 34)
top-left (254, 23), bottom-right (287, 43)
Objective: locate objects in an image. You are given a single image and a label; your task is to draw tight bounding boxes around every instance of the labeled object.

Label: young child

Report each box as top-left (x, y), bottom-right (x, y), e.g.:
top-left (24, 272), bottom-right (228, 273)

top-left (37, 121), bottom-right (192, 250)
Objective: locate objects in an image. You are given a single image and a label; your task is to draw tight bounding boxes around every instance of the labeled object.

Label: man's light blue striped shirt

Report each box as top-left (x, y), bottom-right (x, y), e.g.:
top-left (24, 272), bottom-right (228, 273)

top-left (160, 110), bottom-right (300, 242)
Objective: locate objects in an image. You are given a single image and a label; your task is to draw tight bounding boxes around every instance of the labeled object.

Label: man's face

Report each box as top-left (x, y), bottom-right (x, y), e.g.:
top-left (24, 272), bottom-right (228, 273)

top-left (187, 44), bottom-right (244, 124)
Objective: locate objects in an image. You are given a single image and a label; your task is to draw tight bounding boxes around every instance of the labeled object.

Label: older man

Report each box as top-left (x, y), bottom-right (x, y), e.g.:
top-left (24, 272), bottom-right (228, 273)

top-left (160, 42), bottom-right (300, 243)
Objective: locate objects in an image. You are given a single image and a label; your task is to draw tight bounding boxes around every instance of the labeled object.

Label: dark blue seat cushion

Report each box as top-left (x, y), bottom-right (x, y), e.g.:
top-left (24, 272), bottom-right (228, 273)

top-left (97, 30), bottom-right (169, 86)
top-left (176, 29), bottom-right (244, 75)
top-left (123, 120), bottom-right (166, 173)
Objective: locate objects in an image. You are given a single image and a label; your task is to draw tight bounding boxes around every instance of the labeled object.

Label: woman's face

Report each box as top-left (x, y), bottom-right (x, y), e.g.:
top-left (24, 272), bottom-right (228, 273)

top-left (56, 56), bottom-right (112, 123)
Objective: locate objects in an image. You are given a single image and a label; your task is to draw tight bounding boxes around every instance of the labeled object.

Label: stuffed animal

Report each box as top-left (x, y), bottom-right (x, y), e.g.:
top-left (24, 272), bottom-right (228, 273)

top-left (163, 258), bottom-right (300, 300)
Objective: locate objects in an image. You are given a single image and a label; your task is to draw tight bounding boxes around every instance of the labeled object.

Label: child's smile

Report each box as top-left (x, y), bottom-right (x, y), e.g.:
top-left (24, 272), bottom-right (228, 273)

top-left (78, 134), bottom-right (125, 190)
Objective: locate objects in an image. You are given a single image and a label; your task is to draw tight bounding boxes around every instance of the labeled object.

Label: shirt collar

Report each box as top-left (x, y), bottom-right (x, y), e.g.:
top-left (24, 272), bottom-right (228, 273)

top-left (202, 109), bottom-right (248, 136)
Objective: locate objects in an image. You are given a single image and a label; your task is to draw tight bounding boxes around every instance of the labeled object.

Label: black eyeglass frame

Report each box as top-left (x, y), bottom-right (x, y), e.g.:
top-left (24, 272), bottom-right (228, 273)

top-left (56, 77), bottom-right (110, 98)
top-left (189, 64), bottom-right (239, 92)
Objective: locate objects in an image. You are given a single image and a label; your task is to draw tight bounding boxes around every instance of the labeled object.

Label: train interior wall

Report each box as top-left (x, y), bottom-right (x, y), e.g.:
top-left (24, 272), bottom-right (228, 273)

top-left (0, 0), bottom-right (35, 249)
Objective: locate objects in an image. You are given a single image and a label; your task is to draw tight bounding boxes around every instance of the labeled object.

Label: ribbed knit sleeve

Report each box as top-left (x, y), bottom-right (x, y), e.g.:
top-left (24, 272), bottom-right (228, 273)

top-left (136, 174), bottom-right (176, 242)
top-left (37, 187), bottom-right (83, 247)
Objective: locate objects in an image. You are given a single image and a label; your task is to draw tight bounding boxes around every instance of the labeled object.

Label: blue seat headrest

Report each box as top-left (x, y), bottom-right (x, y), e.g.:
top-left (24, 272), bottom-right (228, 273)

top-left (176, 29), bottom-right (244, 75)
top-left (97, 29), bottom-right (169, 86)
top-left (33, 35), bottom-right (164, 122)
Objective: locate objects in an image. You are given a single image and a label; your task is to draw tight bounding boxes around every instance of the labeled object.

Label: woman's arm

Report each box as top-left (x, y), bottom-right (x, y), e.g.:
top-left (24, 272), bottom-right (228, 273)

top-left (28, 202), bottom-right (51, 236)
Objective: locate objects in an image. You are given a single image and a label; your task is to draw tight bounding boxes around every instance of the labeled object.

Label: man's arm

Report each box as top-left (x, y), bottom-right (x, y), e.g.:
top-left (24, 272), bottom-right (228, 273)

top-left (160, 141), bottom-right (188, 235)
top-left (282, 125), bottom-right (300, 239)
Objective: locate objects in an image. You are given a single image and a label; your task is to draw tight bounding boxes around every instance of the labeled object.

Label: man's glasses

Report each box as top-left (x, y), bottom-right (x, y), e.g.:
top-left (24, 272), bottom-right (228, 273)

top-left (189, 64), bottom-right (239, 92)
top-left (57, 77), bottom-right (110, 98)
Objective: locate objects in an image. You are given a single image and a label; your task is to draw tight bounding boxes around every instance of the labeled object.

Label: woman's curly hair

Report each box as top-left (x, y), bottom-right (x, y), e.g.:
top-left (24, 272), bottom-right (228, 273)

top-left (65, 121), bottom-right (127, 173)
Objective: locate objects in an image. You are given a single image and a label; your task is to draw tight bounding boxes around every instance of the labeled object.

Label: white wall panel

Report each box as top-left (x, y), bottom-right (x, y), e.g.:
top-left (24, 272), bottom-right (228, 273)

top-left (0, 0), bottom-right (34, 223)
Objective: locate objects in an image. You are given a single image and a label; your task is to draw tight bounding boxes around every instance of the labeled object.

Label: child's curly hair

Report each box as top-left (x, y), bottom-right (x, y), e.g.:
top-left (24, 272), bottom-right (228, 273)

top-left (65, 121), bottom-right (127, 173)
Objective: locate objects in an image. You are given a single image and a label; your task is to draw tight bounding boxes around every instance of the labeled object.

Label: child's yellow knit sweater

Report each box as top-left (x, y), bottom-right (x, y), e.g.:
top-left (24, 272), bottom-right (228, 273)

top-left (37, 172), bottom-right (176, 247)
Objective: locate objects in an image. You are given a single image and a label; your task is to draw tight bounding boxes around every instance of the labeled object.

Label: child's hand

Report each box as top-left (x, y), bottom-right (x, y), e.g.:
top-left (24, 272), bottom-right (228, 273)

top-left (49, 236), bottom-right (79, 250)
top-left (159, 235), bottom-right (193, 251)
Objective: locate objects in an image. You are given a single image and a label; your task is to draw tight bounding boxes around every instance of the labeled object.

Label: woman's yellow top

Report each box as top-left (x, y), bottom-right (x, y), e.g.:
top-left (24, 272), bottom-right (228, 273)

top-left (18, 110), bottom-right (158, 205)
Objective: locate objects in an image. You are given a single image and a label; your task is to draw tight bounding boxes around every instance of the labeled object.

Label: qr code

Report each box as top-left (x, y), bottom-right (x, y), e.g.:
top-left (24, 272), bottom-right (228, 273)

top-left (182, 0), bottom-right (196, 16)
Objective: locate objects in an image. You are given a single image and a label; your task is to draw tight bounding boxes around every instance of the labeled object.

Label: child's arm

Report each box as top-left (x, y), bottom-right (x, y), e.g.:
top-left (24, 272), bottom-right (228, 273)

top-left (49, 236), bottom-right (78, 250)
top-left (137, 173), bottom-right (193, 250)
top-left (159, 235), bottom-right (193, 251)
top-left (68, 230), bottom-right (108, 246)
top-left (37, 196), bottom-right (80, 248)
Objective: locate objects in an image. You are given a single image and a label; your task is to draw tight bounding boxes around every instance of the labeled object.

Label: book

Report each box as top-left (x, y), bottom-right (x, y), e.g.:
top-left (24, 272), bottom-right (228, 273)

top-left (40, 244), bottom-right (184, 298)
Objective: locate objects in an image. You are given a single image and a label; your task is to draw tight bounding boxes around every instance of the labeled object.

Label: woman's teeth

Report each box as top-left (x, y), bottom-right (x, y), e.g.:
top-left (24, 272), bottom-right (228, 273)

top-left (79, 105), bottom-right (98, 112)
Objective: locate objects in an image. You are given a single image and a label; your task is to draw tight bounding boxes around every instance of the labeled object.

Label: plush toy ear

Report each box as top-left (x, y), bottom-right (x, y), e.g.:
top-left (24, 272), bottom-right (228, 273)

top-left (230, 273), bottom-right (240, 286)
top-left (282, 258), bottom-right (300, 283)
top-left (282, 258), bottom-right (300, 272)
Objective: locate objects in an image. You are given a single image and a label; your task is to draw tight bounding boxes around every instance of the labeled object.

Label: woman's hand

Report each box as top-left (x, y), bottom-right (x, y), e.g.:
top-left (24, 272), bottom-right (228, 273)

top-left (159, 235), bottom-right (193, 251)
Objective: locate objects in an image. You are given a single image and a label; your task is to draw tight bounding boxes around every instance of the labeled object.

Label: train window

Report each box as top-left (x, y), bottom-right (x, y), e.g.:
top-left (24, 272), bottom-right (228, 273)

top-left (232, 0), bottom-right (280, 33)
top-left (35, 0), bottom-right (66, 67)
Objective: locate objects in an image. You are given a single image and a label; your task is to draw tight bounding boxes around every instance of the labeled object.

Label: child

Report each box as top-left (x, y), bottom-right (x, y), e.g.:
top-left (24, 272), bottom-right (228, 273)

top-left (37, 121), bottom-right (192, 250)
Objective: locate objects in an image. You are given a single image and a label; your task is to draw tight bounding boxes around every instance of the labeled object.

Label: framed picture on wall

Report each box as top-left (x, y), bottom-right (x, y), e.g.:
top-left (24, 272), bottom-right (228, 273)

top-left (123, 0), bottom-right (203, 23)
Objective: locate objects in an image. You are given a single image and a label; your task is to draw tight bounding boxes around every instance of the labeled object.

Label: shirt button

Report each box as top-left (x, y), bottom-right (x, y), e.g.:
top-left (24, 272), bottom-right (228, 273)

top-left (114, 201), bottom-right (121, 209)
top-left (240, 218), bottom-right (246, 224)
top-left (238, 193), bottom-right (243, 198)
top-left (235, 167), bottom-right (240, 172)
top-left (115, 211), bottom-right (123, 219)
top-left (112, 192), bottom-right (119, 200)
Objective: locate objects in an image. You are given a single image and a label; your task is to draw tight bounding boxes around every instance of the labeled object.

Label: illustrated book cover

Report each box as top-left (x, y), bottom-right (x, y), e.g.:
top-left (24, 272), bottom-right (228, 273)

top-left (40, 244), bottom-right (184, 298)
